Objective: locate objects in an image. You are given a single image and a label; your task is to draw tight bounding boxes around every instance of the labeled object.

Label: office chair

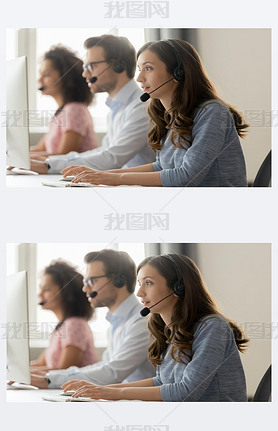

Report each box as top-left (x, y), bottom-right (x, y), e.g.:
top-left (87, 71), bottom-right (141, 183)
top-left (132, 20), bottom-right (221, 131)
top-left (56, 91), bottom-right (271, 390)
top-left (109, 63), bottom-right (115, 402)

top-left (253, 365), bottom-right (271, 401)
top-left (253, 150), bottom-right (271, 187)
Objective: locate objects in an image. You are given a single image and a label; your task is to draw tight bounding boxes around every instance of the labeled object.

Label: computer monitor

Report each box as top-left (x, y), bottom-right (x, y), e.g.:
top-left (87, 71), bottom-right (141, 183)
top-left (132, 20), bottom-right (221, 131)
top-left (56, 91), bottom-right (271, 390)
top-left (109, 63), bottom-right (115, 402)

top-left (6, 271), bottom-right (31, 384)
top-left (6, 56), bottom-right (30, 169)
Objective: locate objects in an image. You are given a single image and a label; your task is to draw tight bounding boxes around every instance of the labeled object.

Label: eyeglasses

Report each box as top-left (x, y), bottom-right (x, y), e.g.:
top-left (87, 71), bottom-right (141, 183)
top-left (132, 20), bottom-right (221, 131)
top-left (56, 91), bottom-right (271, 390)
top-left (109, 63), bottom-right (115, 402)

top-left (83, 274), bottom-right (111, 288)
top-left (82, 60), bottom-right (109, 74)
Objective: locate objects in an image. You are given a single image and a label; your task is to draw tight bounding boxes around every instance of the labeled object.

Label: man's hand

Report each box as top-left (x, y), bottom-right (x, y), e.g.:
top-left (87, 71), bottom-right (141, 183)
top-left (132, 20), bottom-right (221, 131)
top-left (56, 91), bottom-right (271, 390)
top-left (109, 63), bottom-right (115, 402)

top-left (30, 159), bottom-right (48, 175)
top-left (30, 374), bottom-right (49, 389)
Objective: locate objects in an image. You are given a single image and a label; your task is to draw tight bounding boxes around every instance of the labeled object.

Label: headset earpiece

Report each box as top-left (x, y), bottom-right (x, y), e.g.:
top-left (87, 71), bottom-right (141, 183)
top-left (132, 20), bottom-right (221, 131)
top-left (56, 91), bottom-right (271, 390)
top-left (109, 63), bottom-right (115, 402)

top-left (163, 40), bottom-right (185, 83)
top-left (173, 280), bottom-right (185, 296)
top-left (112, 38), bottom-right (126, 74)
top-left (113, 273), bottom-right (126, 288)
top-left (163, 254), bottom-right (185, 296)
top-left (173, 65), bottom-right (185, 83)
top-left (112, 251), bottom-right (126, 288)
top-left (113, 59), bottom-right (126, 74)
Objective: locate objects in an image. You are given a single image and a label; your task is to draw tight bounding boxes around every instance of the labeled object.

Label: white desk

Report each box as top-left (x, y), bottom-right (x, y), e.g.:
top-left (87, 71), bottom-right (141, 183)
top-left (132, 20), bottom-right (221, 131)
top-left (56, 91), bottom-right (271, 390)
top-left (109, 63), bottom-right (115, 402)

top-left (7, 388), bottom-right (137, 402)
top-left (6, 175), bottom-right (140, 188)
top-left (7, 388), bottom-right (61, 402)
top-left (6, 174), bottom-right (62, 188)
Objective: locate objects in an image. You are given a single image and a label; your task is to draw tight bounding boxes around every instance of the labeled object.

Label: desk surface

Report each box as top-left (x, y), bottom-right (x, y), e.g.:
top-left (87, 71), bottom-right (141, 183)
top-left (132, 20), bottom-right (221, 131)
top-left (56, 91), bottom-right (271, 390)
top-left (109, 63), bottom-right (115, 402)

top-left (7, 388), bottom-right (61, 402)
top-left (7, 388), bottom-right (137, 402)
top-left (7, 174), bottom-right (62, 188)
top-left (6, 175), bottom-right (140, 188)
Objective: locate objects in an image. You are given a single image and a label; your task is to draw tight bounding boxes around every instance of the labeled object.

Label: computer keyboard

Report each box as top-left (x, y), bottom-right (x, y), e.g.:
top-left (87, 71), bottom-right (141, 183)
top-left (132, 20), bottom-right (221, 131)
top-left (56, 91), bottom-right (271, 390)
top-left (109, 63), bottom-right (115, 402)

top-left (41, 180), bottom-right (141, 188)
top-left (42, 394), bottom-right (102, 402)
top-left (41, 180), bottom-right (97, 187)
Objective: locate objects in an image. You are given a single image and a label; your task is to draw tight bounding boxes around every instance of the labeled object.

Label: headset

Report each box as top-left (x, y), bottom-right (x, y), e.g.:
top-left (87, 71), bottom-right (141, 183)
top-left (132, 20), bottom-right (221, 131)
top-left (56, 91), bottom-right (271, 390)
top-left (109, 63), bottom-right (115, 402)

top-left (162, 254), bottom-right (185, 296)
top-left (163, 40), bottom-right (185, 83)
top-left (112, 251), bottom-right (127, 288)
top-left (112, 37), bottom-right (127, 74)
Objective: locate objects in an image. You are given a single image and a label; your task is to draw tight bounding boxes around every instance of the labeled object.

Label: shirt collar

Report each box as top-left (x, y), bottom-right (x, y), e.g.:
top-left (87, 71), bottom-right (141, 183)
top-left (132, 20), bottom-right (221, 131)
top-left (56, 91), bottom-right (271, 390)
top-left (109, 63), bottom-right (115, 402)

top-left (105, 79), bottom-right (139, 110)
top-left (105, 294), bottom-right (139, 325)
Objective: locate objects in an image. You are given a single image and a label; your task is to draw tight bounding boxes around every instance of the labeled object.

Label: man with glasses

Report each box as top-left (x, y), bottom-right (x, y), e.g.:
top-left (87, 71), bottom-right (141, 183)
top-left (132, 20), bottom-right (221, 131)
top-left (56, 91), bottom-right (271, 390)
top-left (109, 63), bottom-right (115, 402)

top-left (30, 35), bottom-right (154, 174)
top-left (31, 249), bottom-right (155, 389)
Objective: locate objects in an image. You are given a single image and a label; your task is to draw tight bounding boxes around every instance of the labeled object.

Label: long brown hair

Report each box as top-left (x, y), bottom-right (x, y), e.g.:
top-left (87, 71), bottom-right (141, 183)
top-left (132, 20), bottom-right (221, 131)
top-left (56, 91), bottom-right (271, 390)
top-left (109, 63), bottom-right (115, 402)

top-left (137, 39), bottom-right (248, 152)
top-left (43, 45), bottom-right (93, 106)
top-left (137, 254), bottom-right (248, 367)
top-left (43, 259), bottom-right (93, 322)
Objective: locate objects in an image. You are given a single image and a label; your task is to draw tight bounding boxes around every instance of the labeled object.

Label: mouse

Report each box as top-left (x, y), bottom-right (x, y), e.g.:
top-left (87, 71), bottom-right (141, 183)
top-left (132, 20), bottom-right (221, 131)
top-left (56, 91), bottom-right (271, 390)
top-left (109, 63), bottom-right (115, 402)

top-left (59, 176), bottom-right (76, 182)
top-left (59, 390), bottom-right (76, 396)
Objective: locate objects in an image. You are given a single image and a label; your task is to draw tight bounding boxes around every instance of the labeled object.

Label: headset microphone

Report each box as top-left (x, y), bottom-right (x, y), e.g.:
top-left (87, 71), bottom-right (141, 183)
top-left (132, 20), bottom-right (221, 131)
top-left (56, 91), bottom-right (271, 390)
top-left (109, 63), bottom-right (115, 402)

top-left (38, 87), bottom-right (45, 91)
top-left (89, 277), bottom-right (113, 298)
top-left (140, 307), bottom-right (152, 317)
top-left (38, 301), bottom-right (45, 306)
top-left (89, 283), bottom-right (106, 298)
top-left (140, 291), bottom-right (175, 317)
top-left (89, 63), bottom-right (113, 84)
top-left (140, 77), bottom-right (174, 102)
top-left (140, 92), bottom-right (150, 102)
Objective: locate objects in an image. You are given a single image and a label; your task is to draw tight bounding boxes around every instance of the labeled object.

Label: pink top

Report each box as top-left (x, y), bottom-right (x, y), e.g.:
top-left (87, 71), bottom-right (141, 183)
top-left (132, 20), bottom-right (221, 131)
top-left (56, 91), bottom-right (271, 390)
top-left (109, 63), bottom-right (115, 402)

top-left (44, 102), bottom-right (98, 153)
top-left (44, 317), bottom-right (98, 369)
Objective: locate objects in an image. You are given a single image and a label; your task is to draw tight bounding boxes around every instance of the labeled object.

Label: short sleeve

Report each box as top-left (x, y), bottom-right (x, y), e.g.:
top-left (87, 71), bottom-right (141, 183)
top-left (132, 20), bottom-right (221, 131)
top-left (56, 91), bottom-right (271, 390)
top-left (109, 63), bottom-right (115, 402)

top-left (60, 318), bottom-right (91, 352)
top-left (60, 103), bottom-right (91, 137)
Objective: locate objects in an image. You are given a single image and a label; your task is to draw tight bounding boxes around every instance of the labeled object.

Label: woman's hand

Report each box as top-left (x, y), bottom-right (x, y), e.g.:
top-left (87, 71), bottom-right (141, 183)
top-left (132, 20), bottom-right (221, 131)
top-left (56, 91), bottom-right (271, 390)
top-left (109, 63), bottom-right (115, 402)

top-left (61, 379), bottom-right (94, 392)
top-left (61, 166), bottom-right (121, 186)
top-left (61, 380), bottom-right (121, 400)
top-left (61, 165), bottom-right (97, 178)
top-left (72, 385), bottom-right (121, 400)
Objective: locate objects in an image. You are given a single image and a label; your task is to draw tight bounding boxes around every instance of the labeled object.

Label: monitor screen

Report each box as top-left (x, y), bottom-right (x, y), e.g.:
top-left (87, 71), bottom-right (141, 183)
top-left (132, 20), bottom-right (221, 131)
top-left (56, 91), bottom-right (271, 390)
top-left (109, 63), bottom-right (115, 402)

top-left (6, 271), bottom-right (31, 384)
top-left (6, 56), bottom-right (30, 169)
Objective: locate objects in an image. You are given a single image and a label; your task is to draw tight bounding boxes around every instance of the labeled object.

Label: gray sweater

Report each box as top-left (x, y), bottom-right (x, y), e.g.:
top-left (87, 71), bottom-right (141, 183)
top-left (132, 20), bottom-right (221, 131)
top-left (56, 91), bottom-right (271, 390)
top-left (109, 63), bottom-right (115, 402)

top-left (153, 315), bottom-right (247, 401)
top-left (153, 100), bottom-right (247, 187)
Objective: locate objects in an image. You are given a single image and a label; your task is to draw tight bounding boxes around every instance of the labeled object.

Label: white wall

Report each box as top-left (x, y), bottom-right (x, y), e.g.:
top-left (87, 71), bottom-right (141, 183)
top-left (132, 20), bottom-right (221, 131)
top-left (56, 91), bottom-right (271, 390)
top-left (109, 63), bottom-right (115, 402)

top-left (197, 243), bottom-right (271, 398)
top-left (197, 29), bottom-right (271, 183)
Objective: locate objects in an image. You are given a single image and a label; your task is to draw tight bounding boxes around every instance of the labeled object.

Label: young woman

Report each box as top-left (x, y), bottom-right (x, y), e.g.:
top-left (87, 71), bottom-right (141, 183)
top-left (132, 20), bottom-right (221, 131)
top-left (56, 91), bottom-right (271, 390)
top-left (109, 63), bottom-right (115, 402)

top-left (62, 39), bottom-right (248, 187)
top-left (30, 45), bottom-right (98, 155)
top-left (61, 254), bottom-right (248, 401)
top-left (31, 260), bottom-right (98, 371)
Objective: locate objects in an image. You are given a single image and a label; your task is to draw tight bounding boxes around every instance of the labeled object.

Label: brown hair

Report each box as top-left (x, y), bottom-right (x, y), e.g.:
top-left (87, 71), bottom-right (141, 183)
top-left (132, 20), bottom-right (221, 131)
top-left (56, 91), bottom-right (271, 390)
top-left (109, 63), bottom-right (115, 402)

top-left (137, 254), bottom-right (248, 367)
top-left (42, 45), bottom-right (93, 106)
top-left (84, 249), bottom-right (137, 293)
top-left (84, 34), bottom-right (136, 79)
top-left (43, 259), bottom-right (93, 322)
top-left (137, 39), bottom-right (248, 152)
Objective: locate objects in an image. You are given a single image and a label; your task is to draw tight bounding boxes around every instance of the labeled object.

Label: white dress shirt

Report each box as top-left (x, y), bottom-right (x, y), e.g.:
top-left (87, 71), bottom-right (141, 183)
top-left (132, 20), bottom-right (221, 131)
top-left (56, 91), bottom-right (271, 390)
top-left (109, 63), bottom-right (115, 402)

top-left (46, 294), bottom-right (155, 389)
top-left (47, 80), bottom-right (155, 174)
